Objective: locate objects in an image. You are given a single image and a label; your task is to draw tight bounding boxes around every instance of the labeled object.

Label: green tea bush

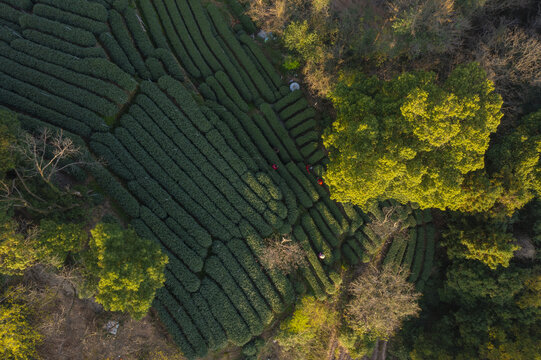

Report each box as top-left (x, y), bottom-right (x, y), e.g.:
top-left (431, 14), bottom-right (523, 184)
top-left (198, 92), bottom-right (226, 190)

top-left (0, 83), bottom-right (92, 137)
top-left (99, 32), bottom-right (135, 74)
top-left (301, 214), bottom-right (332, 264)
top-left (205, 256), bottom-right (264, 336)
top-left (153, 299), bottom-right (197, 359)
top-left (239, 33), bottom-right (282, 88)
top-left (137, 0), bottom-right (170, 49)
top-left (191, 292), bottom-right (228, 351)
top-left (145, 57), bottom-right (166, 80)
top-left (156, 289), bottom-right (208, 358)
top-left (108, 9), bottom-right (150, 79)
top-left (215, 71), bottom-right (249, 112)
top-left (261, 103), bottom-right (303, 162)
top-left (301, 142), bottom-right (318, 158)
top-left (287, 162), bottom-right (319, 203)
top-left (307, 149), bottom-right (325, 164)
top-left (174, 0), bottom-right (221, 72)
top-left (212, 241), bottom-right (273, 324)
top-left (22, 28), bottom-right (105, 58)
top-left (123, 7), bottom-right (154, 57)
top-left (151, 0), bottom-right (200, 77)
top-left (19, 14), bottom-right (97, 47)
top-left (309, 208), bottom-right (339, 247)
top-left (279, 98), bottom-right (309, 120)
top-left (402, 227), bottom-right (418, 270)
top-left (200, 278), bottom-right (252, 346)
top-left (165, 217), bottom-right (210, 256)
top-left (290, 118), bottom-right (317, 137)
top-left (32, 4), bottom-right (108, 34)
top-left (162, 0), bottom-right (211, 76)
top-left (273, 90), bottom-right (302, 112)
top-left (295, 130), bottom-right (318, 147)
top-left (40, 0), bottom-right (108, 21)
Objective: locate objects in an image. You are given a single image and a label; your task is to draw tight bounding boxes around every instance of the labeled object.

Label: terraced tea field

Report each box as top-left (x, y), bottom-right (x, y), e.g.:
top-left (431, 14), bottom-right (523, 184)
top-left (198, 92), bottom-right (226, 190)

top-left (0, 0), bottom-right (436, 357)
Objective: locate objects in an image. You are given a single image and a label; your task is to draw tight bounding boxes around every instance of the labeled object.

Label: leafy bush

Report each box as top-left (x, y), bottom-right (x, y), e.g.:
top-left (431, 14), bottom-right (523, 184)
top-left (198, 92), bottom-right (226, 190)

top-left (32, 4), bottom-right (108, 34)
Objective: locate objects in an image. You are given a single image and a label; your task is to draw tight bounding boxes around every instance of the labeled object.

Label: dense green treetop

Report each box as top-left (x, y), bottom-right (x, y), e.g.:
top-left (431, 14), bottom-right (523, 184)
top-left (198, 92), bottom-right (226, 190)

top-left (323, 62), bottom-right (503, 212)
top-left (83, 222), bottom-right (168, 320)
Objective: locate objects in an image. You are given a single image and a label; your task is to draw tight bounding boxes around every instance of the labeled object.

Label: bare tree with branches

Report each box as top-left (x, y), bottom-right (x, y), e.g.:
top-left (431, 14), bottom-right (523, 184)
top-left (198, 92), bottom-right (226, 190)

top-left (346, 264), bottom-right (421, 340)
top-left (259, 234), bottom-right (307, 274)
top-left (0, 128), bottom-right (93, 215)
top-left (367, 205), bottom-right (408, 242)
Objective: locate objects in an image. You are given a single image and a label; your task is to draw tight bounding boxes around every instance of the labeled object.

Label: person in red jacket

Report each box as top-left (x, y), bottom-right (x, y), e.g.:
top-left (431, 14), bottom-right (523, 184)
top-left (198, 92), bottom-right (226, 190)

top-left (317, 178), bottom-right (324, 186)
top-left (272, 164), bottom-right (278, 170)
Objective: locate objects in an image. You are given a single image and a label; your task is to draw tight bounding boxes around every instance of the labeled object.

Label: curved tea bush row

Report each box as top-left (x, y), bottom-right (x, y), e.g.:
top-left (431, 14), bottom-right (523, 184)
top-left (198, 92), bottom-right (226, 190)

top-left (99, 32), bottom-right (135, 75)
top-left (150, 0), bottom-right (200, 77)
top-left (164, 217), bottom-right (209, 257)
top-left (200, 278), bottom-right (252, 346)
top-left (240, 221), bottom-right (295, 306)
top-left (207, 3), bottom-right (275, 102)
top-left (296, 130), bottom-right (318, 147)
top-left (408, 226), bottom-right (426, 283)
top-left (261, 104), bottom-right (303, 162)
top-left (273, 89), bottom-right (302, 112)
top-left (285, 107), bottom-right (316, 130)
top-left (301, 213), bottom-right (333, 264)
top-left (11, 39), bottom-right (137, 90)
top-left (19, 14), bottom-right (97, 47)
top-left (0, 71), bottom-right (107, 132)
top-left (205, 256), bottom-right (264, 336)
top-left (212, 241), bottom-right (274, 323)
top-left (239, 33), bottom-right (282, 89)
top-left (279, 97), bottom-right (309, 120)
top-left (132, 96), bottom-right (247, 227)
top-left (0, 53), bottom-right (118, 116)
top-left (290, 118), bottom-right (317, 138)
top-left (22, 28), bottom-right (106, 58)
top-left (157, 289), bottom-right (207, 358)
top-left (173, 0), bottom-right (221, 72)
top-left (215, 71), bottom-right (249, 112)
top-left (309, 207), bottom-right (339, 247)
top-left (402, 227), bottom-right (419, 270)
top-left (160, 0), bottom-right (210, 76)
top-left (287, 162), bottom-right (319, 203)
top-left (32, 4), bottom-right (108, 35)
top-left (153, 299), bottom-right (197, 360)
top-left (241, 44), bottom-right (280, 97)
top-left (40, 0), bottom-right (108, 22)
top-left (1, 43), bottom-right (128, 105)
top-left (127, 181), bottom-right (167, 219)
top-left (89, 163), bottom-right (140, 218)
top-left (136, 0), bottom-right (169, 49)
top-left (252, 113), bottom-right (291, 163)
top-left (108, 9), bottom-right (150, 79)
top-left (293, 225), bottom-right (335, 295)
top-left (0, 82), bottom-right (92, 137)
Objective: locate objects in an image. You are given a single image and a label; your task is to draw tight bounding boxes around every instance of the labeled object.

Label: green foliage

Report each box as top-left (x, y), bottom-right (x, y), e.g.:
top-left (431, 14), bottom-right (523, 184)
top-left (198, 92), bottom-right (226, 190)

top-left (488, 109), bottom-right (541, 217)
top-left (0, 287), bottom-right (41, 360)
top-left (445, 217), bottom-right (519, 270)
top-left (83, 222), bottom-right (168, 320)
top-left (36, 220), bottom-right (87, 267)
top-left (0, 110), bottom-right (19, 178)
top-left (0, 220), bottom-right (38, 276)
top-left (323, 63), bottom-right (503, 212)
top-left (276, 296), bottom-right (339, 359)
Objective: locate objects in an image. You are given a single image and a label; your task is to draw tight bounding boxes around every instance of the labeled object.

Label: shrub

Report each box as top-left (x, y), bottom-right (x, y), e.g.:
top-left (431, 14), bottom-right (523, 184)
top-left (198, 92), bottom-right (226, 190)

top-left (145, 57), bottom-right (166, 80)
top-left (23, 28), bottom-right (105, 58)
top-left (137, 0), bottom-right (170, 49)
top-left (287, 162), bottom-right (319, 203)
top-left (36, 220), bottom-right (87, 266)
top-left (261, 103), bottom-right (303, 162)
top-left (402, 227), bottom-right (419, 271)
top-left (300, 142), bottom-right (318, 158)
top-left (307, 149), bottom-right (325, 164)
top-left (309, 207), bottom-right (339, 247)
top-left (165, 217), bottom-right (209, 257)
top-left (342, 243), bottom-right (359, 265)
top-left (420, 225), bottom-right (435, 282)
top-left (215, 71), bottom-right (249, 112)
top-left (192, 292), bottom-right (229, 351)
top-left (295, 130), bottom-right (318, 146)
top-left (199, 82), bottom-right (216, 101)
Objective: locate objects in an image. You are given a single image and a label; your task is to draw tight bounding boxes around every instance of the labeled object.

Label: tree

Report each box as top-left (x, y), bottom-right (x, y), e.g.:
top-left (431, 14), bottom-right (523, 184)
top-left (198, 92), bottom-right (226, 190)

top-left (323, 62), bottom-right (503, 212)
top-left (444, 221), bottom-right (520, 270)
top-left (276, 295), bottom-right (339, 359)
top-left (83, 222), bottom-right (168, 320)
top-left (0, 286), bottom-right (41, 360)
top-left (259, 234), bottom-right (306, 274)
top-left (346, 265), bottom-right (421, 340)
top-left (487, 109), bottom-right (541, 217)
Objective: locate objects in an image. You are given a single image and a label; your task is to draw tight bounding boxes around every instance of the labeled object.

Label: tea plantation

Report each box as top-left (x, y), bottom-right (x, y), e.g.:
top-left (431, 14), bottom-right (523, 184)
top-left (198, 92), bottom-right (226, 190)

top-left (0, 0), bottom-right (435, 357)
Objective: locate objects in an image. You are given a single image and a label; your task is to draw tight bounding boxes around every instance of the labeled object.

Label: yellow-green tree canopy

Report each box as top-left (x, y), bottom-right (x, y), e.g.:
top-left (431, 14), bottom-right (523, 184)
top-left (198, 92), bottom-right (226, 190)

top-left (84, 222), bottom-right (168, 320)
top-left (323, 62), bottom-right (503, 212)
